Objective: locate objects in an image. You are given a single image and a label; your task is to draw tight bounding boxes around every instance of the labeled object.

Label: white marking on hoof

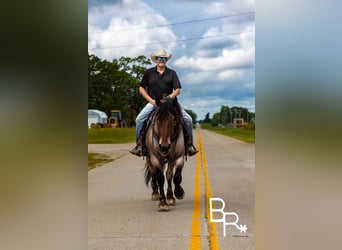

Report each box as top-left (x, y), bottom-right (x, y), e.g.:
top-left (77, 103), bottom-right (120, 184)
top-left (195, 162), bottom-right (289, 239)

top-left (151, 194), bottom-right (160, 201)
top-left (158, 205), bottom-right (169, 211)
top-left (167, 199), bottom-right (176, 206)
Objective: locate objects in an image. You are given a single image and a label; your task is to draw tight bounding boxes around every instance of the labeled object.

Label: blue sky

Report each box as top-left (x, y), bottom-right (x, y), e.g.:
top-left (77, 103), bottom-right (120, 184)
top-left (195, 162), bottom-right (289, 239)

top-left (88, 0), bottom-right (255, 120)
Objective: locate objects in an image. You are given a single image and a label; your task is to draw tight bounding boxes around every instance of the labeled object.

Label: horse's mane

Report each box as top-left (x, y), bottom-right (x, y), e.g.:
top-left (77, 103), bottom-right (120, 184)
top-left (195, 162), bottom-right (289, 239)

top-left (156, 98), bottom-right (182, 126)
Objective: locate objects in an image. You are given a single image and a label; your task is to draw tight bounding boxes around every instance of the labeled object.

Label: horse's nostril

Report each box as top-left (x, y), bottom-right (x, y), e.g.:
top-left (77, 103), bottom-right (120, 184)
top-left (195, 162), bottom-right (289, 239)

top-left (159, 144), bottom-right (169, 153)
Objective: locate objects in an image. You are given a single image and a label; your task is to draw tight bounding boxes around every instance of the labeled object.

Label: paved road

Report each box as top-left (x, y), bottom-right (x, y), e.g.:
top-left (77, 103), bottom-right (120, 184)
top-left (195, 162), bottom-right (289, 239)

top-left (88, 127), bottom-right (255, 250)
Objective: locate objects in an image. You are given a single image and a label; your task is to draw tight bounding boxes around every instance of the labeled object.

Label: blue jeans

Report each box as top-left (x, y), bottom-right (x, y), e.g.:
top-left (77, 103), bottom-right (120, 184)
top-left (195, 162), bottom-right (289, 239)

top-left (135, 103), bottom-right (193, 143)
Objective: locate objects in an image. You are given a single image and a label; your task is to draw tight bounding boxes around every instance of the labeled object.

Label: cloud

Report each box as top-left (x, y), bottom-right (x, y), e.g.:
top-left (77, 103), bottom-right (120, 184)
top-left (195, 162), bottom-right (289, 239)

top-left (174, 47), bottom-right (253, 71)
top-left (180, 71), bottom-right (215, 85)
top-left (88, 0), bottom-right (177, 60)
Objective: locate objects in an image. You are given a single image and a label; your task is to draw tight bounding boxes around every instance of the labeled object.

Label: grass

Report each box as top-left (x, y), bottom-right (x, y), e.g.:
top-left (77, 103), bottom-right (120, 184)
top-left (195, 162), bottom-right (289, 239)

top-left (88, 127), bottom-right (135, 144)
top-left (88, 153), bottom-right (113, 170)
top-left (200, 124), bottom-right (255, 143)
top-left (88, 128), bottom-right (135, 170)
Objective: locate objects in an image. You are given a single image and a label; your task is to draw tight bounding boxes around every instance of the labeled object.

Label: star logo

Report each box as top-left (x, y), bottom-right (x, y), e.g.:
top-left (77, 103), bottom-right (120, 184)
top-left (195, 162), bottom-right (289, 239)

top-left (239, 224), bottom-right (248, 233)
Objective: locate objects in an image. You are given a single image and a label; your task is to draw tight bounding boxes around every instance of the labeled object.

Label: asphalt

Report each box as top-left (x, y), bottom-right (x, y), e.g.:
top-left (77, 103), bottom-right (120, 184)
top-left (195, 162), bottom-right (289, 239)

top-left (88, 127), bottom-right (255, 250)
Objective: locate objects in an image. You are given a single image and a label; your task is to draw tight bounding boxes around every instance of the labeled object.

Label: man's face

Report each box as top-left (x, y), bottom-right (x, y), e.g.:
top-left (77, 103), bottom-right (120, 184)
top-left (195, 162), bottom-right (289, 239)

top-left (156, 57), bottom-right (167, 66)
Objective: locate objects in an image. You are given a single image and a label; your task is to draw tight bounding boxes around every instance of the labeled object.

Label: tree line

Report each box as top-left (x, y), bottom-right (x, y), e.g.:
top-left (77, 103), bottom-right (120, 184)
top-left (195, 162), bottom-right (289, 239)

top-left (201, 106), bottom-right (255, 127)
top-left (88, 53), bottom-right (254, 127)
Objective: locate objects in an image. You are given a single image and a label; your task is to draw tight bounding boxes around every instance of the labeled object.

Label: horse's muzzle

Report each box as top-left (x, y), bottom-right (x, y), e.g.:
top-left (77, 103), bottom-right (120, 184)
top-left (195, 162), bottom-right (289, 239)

top-left (159, 144), bottom-right (170, 155)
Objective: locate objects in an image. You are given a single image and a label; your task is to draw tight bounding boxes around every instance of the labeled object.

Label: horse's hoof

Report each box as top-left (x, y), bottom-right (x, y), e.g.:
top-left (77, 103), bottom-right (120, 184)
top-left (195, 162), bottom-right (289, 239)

top-left (174, 186), bottom-right (185, 200)
top-left (151, 191), bottom-right (160, 201)
top-left (167, 198), bottom-right (176, 206)
top-left (158, 200), bottom-right (169, 211)
top-left (151, 194), bottom-right (160, 201)
top-left (176, 192), bottom-right (184, 200)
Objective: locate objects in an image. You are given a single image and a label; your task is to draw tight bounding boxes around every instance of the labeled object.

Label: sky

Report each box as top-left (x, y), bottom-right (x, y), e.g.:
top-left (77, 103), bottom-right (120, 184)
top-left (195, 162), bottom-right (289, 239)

top-left (88, 0), bottom-right (255, 120)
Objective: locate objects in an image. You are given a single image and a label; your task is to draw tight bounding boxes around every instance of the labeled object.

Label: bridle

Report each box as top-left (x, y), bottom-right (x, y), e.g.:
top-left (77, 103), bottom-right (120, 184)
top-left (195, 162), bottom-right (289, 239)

top-left (152, 110), bottom-right (179, 157)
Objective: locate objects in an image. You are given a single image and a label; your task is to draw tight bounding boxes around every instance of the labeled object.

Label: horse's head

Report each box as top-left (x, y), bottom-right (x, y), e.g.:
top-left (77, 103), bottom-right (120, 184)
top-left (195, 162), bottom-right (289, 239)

top-left (155, 97), bottom-right (181, 156)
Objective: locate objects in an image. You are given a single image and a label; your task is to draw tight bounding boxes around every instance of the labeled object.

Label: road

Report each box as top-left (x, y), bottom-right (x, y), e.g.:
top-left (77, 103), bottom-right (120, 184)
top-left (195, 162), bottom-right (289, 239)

top-left (88, 127), bottom-right (255, 250)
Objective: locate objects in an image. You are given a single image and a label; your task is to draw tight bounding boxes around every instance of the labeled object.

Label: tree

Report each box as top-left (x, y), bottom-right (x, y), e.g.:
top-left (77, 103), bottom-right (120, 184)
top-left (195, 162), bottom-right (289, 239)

top-left (117, 56), bottom-right (150, 126)
top-left (211, 112), bottom-right (220, 126)
top-left (219, 105), bottom-right (230, 125)
top-left (203, 112), bottom-right (211, 123)
top-left (88, 54), bottom-right (120, 113)
top-left (88, 53), bottom-right (151, 126)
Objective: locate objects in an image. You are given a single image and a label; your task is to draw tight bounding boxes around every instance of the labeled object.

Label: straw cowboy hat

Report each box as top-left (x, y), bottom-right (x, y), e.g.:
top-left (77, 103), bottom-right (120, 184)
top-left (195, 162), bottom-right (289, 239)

top-left (150, 49), bottom-right (172, 63)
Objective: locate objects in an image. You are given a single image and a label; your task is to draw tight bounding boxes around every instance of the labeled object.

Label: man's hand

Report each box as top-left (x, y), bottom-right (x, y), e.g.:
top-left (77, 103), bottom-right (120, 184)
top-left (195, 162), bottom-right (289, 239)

top-left (150, 99), bottom-right (157, 107)
top-left (161, 95), bottom-right (173, 103)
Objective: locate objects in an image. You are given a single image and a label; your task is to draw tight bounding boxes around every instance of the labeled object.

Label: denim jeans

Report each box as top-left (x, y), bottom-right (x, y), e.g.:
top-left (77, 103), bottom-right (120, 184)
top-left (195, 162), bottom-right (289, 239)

top-left (135, 103), bottom-right (193, 143)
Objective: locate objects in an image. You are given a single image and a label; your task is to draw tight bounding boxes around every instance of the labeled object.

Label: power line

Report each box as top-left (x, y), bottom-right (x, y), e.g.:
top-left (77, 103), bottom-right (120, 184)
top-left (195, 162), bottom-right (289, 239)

top-left (88, 11), bottom-right (254, 35)
top-left (89, 30), bottom-right (254, 50)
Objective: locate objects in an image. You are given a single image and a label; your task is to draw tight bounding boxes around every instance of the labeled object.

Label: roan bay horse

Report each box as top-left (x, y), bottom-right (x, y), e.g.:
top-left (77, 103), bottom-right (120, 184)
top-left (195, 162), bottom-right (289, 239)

top-left (144, 97), bottom-right (185, 211)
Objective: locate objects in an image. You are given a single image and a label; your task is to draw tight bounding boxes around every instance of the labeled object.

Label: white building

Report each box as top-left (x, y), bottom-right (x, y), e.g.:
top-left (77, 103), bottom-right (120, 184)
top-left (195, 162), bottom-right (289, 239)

top-left (88, 109), bottom-right (107, 128)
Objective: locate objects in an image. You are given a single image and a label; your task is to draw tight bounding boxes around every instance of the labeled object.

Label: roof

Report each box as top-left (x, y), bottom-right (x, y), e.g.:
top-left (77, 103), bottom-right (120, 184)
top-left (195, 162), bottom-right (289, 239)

top-left (88, 109), bottom-right (108, 119)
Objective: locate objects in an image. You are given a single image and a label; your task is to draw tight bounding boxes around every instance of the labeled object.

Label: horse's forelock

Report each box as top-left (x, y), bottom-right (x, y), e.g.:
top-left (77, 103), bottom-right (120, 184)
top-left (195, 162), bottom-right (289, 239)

top-left (156, 101), bottom-right (182, 126)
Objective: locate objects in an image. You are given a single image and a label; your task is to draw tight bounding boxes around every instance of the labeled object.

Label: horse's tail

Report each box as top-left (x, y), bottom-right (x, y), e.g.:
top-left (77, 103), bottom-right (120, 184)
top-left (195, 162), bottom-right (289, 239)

top-left (144, 163), bottom-right (152, 186)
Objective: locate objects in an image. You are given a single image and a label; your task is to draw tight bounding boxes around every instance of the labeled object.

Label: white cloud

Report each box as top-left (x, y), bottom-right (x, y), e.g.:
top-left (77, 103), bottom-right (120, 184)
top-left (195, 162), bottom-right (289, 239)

top-left (180, 71), bottom-right (214, 85)
top-left (204, 0), bottom-right (255, 16)
top-left (174, 47), bottom-right (253, 71)
top-left (88, 1), bottom-right (177, 60)
top-left (218, 69), bottom-right (245, 80)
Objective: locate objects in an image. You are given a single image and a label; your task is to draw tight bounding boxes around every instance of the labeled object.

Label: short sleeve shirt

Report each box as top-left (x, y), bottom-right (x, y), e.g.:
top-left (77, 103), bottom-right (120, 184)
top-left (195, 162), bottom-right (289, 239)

top-left (140, 66), bottom-right (182, 100)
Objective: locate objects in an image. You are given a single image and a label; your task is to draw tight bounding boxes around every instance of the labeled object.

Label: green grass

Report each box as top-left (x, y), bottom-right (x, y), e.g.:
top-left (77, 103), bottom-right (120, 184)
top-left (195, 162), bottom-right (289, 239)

top-left (88, 127), bottom-right (135, 144)
top-left (88, 153), bottom-right (113, 170)
top-left (88, 128), bottom-right (135, 170)
top-left (200, 124), bottom-right (255, 143)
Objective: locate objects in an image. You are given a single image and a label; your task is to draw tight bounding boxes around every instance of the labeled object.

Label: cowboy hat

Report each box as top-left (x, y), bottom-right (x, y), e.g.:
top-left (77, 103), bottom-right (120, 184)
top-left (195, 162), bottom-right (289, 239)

top-left (150, 49), bottom-right (172, 63)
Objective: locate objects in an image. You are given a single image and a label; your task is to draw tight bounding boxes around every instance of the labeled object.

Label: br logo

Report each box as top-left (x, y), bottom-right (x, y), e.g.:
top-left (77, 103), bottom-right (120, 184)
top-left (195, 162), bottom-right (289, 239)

top-left (209, 198), bottom-right (247, 237)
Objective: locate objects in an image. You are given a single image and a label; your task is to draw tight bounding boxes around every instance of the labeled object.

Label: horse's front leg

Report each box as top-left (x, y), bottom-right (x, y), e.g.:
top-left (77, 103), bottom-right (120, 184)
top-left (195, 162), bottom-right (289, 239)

top-left (156, 167), bottom-right (169, 211)
top-left (173, 158), bottom-right (185, 200)
top-left (151, 174), bottom-right (160, 201)
top-left (166, 163), bottom-right (176, 206)
top-left (146, 157), bottom-right (160, 201)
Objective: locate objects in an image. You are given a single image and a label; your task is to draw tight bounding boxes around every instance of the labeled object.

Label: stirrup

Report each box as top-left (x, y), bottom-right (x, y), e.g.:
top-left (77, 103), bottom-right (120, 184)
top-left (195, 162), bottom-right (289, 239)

top-left (187, 146), bottom-right (198, 156)
top-left (130, 145), bottom-right (142, 156)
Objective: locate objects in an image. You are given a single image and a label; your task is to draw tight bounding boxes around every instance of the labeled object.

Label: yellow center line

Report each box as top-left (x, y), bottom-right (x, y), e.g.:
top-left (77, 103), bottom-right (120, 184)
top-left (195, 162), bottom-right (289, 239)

top-left (190, 130), bottom-right (219, 250)
top-left (189, 131), bottom-right (202, 250)
top-left (201, 131), bottom-right (219, 250)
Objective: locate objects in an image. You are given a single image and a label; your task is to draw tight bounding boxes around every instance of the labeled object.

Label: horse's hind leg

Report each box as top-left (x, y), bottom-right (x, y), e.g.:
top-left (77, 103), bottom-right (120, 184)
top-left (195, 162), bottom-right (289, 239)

top-left (151, 174), bottom-right (160, 201)
top-left (156, 168), bottom-right (169, 211)
top-left (173, 167), bottom-right (185, 200)
top-left (166, 165), bottom-right (176, 206)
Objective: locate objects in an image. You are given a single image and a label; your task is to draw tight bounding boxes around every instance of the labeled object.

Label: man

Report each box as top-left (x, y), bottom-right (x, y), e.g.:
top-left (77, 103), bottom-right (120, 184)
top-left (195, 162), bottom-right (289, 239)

top-left (130, 49), bottom-right (198, 157)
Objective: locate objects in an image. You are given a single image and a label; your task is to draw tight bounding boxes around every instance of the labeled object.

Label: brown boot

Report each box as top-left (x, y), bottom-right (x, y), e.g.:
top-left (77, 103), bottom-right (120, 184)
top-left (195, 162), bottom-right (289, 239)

top-left (186, 138), bottom-right (198, 156)
top-left (187, 145), bottom-right (198, 156)
top-left (130, 127), bottom-right (146, 157)
top-left (130, 145), bottom-right (142, 156)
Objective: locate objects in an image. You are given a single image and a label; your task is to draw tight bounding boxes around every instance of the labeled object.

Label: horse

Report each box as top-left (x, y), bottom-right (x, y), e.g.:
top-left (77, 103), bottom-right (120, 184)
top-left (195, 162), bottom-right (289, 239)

top-left (144, 97), bottom-right (185, 211)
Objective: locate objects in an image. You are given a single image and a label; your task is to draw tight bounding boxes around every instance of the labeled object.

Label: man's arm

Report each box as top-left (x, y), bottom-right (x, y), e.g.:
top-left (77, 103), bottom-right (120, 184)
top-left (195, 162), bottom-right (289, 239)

top-left (139, 86), bottom-right (156, 107)
top-left (169, 88), bottom-right (180, 99)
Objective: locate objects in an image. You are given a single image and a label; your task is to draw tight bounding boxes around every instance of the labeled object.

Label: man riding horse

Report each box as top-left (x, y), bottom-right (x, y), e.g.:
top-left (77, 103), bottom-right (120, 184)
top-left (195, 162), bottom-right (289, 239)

top-left (130, 49), bottom-right (198, 157)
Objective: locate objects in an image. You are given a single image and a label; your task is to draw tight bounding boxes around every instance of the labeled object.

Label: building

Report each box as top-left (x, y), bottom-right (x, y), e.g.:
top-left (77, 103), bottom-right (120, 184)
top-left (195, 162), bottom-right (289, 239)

top-left (88, 109), bottom-right (107, 128)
